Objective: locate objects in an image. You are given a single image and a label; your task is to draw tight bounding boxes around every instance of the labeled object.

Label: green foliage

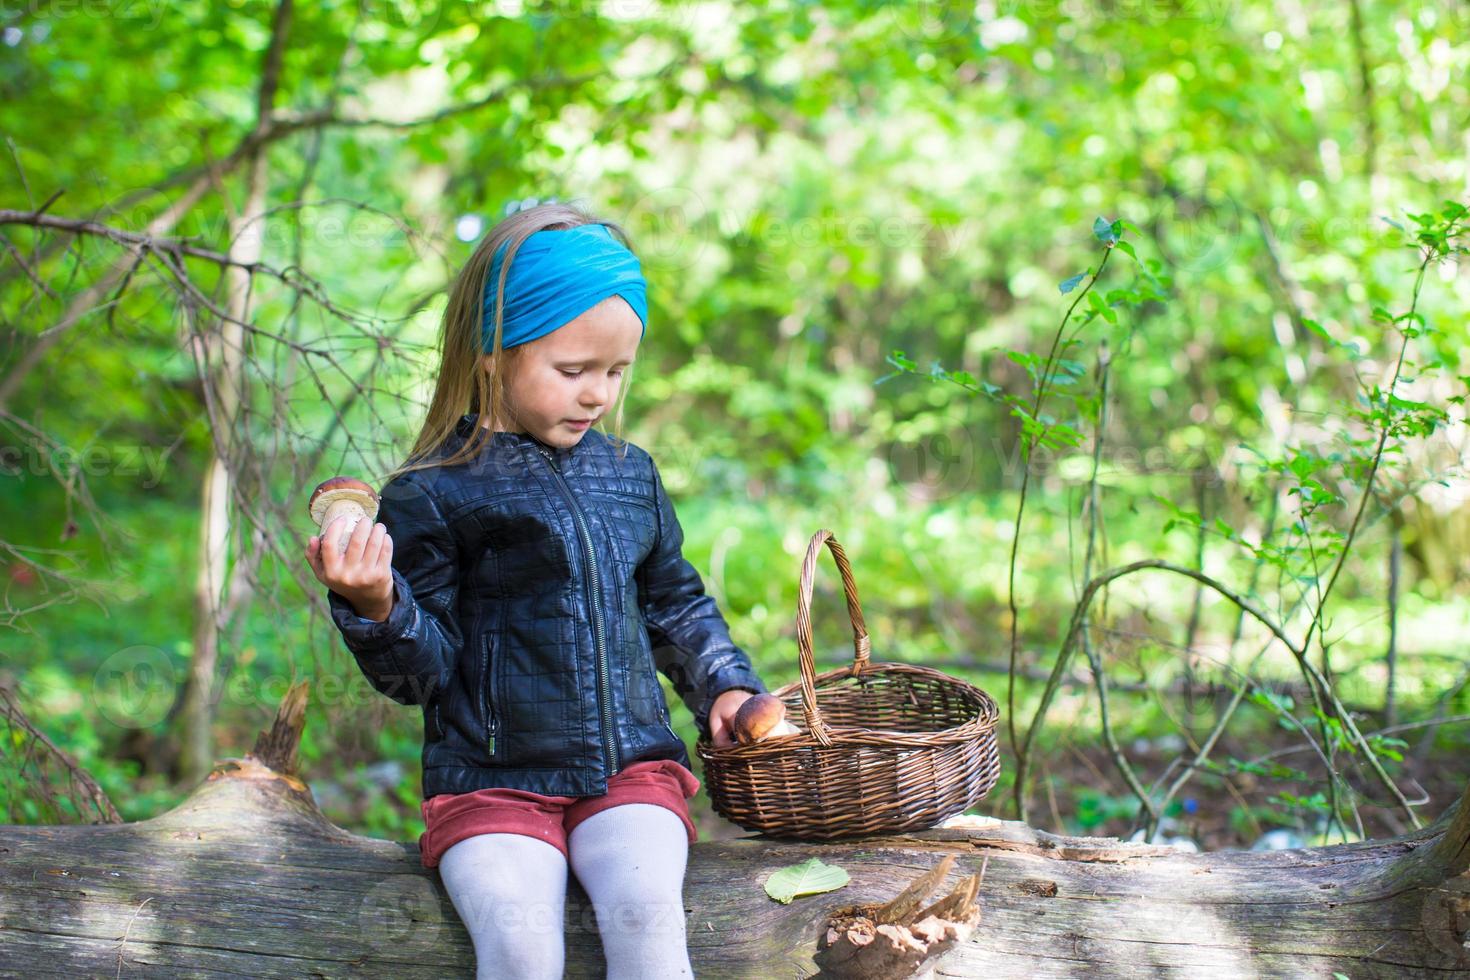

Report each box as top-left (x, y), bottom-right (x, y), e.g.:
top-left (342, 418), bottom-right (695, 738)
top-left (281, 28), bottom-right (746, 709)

top-left (1072, 790), bottom-right (1139, 832)
top-left (1200, 756), bottom-right (1310, 784)
top-left (1, 1), bottom-right (1468, 848)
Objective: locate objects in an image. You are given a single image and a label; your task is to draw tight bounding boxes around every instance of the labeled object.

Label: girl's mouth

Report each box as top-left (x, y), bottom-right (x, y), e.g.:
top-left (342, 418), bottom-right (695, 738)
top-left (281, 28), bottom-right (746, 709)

top-left (566, 419), bottom-right (592, 430)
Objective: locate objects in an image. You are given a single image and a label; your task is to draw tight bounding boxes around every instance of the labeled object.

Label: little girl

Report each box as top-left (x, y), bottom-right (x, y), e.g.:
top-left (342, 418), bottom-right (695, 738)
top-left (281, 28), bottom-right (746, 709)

top-left (304, 201), bottom-right (769, 979)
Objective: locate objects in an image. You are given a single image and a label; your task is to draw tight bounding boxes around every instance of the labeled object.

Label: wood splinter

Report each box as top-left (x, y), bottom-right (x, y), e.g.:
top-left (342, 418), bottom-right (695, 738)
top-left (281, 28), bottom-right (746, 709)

top-left (813, 853), bottom-right (987, 979)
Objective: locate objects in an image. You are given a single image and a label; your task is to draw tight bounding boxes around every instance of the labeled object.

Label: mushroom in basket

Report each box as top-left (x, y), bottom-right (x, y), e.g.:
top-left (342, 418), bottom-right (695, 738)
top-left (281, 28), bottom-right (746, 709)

top-left (732, 693), bottom-right (802, 744)
top-left (308, 477), bottom-right (380, 555)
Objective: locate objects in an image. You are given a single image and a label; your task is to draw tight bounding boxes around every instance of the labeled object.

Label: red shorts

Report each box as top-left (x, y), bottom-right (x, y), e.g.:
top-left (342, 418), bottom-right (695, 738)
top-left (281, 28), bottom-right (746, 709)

top-left (417, 759), bottom-right (701, 869)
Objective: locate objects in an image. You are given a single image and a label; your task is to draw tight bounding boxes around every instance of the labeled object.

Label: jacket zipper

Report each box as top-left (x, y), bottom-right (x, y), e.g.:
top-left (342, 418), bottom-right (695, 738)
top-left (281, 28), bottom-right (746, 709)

top-left (535, 445), bottom-right (620, 777)
top-left (481, 632), bottom-right (499, 758)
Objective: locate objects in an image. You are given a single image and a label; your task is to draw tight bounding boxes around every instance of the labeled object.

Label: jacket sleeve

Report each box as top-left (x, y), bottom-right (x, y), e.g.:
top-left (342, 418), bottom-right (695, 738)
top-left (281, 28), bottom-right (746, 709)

top-left (326, 469), bottom-right (461, 707)
top-left (636, 459), bottom-right (767, 739)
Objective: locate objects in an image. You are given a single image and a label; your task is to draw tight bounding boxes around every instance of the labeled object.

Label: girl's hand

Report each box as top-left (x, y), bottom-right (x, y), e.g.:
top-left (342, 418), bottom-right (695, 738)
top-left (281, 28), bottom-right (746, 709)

top-left (306, 515), bottom-right (395, 621)
top-left (708, 688), bottom-right (756, 747)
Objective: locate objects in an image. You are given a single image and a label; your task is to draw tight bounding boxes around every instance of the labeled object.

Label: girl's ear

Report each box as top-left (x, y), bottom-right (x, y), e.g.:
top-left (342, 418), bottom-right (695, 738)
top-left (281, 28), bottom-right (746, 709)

top-left (480, 353), bottom-right (496, 376)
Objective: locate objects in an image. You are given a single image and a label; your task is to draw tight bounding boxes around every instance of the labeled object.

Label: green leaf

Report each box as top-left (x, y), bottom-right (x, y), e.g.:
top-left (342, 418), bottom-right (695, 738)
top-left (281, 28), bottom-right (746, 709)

top-left (1087, 291), bottom-right (1117, 324)
top-left (1056, 358), bottom-right (1087, 377)
top-left (763, 857), bottom-right (850, 904)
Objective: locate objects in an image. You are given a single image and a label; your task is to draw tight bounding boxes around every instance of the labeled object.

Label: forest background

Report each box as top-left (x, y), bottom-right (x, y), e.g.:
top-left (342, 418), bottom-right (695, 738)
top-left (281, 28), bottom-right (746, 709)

top-left (2, 0), bottom-right (1469, 852)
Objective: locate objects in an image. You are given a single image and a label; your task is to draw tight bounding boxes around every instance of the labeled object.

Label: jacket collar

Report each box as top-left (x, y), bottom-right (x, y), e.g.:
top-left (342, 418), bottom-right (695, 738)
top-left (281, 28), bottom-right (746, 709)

top-left (455, 413), bottom-right (580, 461)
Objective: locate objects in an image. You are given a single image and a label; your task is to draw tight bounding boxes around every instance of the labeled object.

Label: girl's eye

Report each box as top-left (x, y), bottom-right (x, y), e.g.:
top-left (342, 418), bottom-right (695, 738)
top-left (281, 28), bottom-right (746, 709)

top-left (560, 368), bottom-right (625, 379)
top-left (561, 369), bottom-right (624, 379)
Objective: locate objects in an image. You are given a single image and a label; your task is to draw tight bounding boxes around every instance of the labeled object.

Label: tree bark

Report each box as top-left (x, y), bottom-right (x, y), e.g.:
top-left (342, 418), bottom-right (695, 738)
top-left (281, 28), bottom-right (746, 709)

top-left (174, 0), bottom-right (291, 784)
top-left (2, 687), bottom-right (1467, 978)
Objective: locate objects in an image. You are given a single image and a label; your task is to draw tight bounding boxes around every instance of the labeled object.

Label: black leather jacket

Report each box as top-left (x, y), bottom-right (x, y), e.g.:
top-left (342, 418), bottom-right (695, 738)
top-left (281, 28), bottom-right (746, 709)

top-left (328, 413), bottom-right (767, 799)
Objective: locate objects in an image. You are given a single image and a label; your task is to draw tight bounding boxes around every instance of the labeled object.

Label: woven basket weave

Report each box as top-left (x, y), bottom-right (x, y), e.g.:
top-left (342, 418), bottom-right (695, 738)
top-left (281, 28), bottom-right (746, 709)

top-left (696, 529), bottom-right (1002, 840)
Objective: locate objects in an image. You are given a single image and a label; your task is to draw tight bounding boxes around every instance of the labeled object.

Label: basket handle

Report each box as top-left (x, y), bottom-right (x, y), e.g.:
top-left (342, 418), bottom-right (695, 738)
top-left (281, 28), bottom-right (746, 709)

top-left (795, 529), bottom-right (872, 747)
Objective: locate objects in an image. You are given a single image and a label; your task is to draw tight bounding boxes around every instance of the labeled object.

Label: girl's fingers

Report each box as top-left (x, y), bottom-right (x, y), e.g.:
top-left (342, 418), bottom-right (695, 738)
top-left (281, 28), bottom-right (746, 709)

top-left (312, 520), bottom-right (392, 593)
top-left (366, 523), bottom-right (387, 568)
top-left (321, 517), bottom-right (344, 571)
top-left (344, 516), bottom-right (373, 565)
top-left (376, 529), bottom-right (394, 578)
top-left (337, 518), bottom-right (357, 564)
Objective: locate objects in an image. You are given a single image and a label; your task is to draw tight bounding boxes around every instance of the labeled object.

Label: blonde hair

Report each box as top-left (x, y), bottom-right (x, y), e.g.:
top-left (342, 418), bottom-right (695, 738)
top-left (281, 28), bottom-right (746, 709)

top-left (386, 200), bottom-right (638, 484)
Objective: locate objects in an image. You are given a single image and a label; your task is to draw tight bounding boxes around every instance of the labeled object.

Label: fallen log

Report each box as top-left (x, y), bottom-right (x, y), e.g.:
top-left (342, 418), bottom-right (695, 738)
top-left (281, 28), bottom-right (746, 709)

top-left (1, 684), bottom-right (1467, 978)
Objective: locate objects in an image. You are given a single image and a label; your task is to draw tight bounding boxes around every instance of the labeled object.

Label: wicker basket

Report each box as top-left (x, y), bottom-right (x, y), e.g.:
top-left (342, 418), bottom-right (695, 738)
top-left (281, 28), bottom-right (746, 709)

top-left (696, 529), bottom-right (1002, 840)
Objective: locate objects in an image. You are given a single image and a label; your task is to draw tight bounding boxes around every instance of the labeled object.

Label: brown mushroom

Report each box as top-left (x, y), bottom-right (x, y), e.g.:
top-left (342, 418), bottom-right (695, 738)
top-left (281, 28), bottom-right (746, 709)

top-left (732, 693), bottom-right (801, 744)
top-left (308, 477), bottom-right (380, 556)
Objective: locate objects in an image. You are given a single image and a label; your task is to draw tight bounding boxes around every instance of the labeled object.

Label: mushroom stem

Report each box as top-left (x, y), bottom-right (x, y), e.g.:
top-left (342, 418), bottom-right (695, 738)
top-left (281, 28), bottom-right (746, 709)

top-left (768, 719), bottom-right (801, 738)
top-left (323, 500), bottom-right (369, 555)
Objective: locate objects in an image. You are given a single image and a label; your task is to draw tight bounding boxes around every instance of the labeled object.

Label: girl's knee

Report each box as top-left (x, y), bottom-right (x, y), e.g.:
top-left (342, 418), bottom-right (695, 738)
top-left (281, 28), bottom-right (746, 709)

top-left (439, 833), bottom-right (568, 929)
top-left (588, 891), bottom-right (688, 939)
top-left (568, 803), bottom-right (688, 854)
top-left (454, 885), bottom-right (567, 938)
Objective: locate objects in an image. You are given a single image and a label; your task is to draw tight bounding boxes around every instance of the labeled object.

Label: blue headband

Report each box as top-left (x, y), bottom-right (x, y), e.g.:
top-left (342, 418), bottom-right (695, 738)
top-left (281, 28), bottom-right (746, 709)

top-left (481, 223), bottom-right (648, 352)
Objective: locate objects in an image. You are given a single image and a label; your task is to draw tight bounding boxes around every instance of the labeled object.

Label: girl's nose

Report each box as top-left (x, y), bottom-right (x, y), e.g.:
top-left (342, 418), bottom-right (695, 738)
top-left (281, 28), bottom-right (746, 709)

top-left (583, 375), bottom-right (612, 408)
top-left (581, 385), bottom-right (606, 411)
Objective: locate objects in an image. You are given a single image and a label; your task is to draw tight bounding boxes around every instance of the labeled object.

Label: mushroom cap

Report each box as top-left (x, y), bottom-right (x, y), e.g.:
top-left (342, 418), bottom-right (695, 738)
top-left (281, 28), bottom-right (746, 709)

top-left (732, 693), bottom-right (794, 744)
top-left (308, 477), bottom-right (380, 526)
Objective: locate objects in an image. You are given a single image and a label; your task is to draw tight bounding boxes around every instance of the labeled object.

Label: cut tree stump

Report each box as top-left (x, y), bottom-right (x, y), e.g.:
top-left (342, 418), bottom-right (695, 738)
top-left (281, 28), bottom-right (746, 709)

top-left (815, 852), bottom-right (986, 978)
top-left (2, 684), bottom-right (1468, 978)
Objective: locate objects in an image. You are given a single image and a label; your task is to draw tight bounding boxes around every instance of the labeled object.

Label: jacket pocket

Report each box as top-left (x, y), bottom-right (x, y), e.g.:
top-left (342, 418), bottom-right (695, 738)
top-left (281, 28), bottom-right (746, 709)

top-left (480, 632), bottom-right (501, 762)
top-left (627, 652), bottom-right (667, 728)
top-left (425, 694), bottom-right (445, 742)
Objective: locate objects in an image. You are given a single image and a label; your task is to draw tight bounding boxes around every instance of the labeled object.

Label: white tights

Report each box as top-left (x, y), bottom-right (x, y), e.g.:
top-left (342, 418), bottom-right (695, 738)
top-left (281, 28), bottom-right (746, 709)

top-left (436, 802), bottom-right (694, 979)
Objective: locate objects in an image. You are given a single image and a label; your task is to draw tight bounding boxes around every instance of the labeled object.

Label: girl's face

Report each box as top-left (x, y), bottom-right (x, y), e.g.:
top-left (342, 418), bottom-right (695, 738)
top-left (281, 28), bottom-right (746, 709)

top-left (482, 295), bottom-right (642, 449)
